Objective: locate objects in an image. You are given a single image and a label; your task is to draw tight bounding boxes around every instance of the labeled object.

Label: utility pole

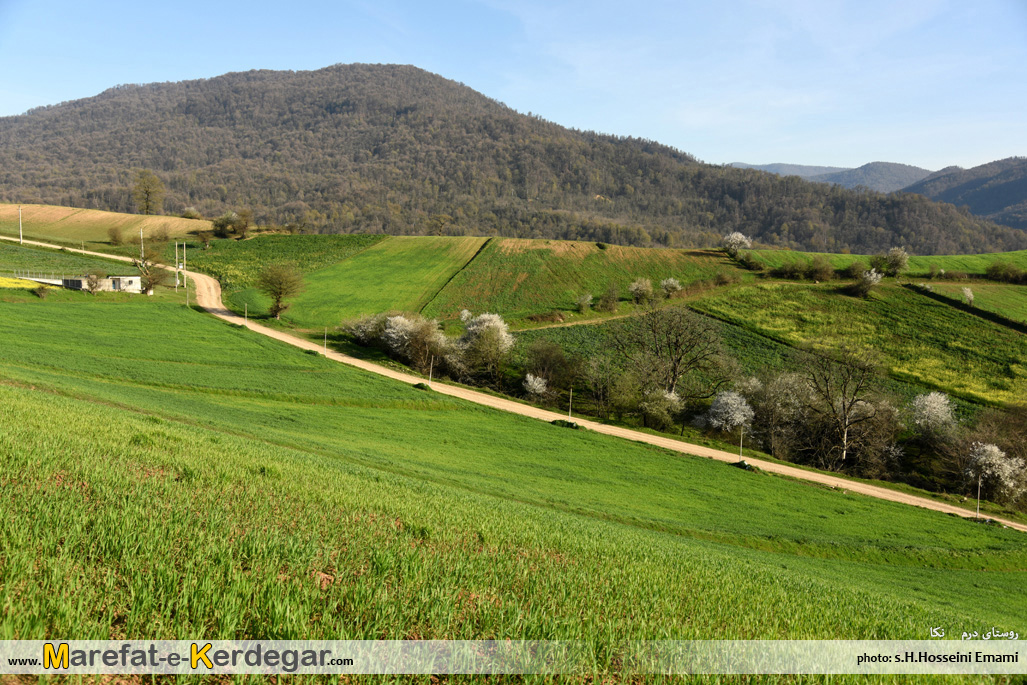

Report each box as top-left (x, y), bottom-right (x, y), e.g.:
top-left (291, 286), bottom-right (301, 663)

top-left (175, 243), bottom-right (179, 291)
top-left (976, 472), bottom-right (982, 520)
top-left (568, 387), bottom-right (573, 418)
top-left (183, 243), bottom-right (188, 309)
top-left (18, 205), bottom-right (23, 244)
top-left (324, 327), bottom-right (327, 353)
top-left (428, 355), bottom-right (434, 387)
top-left (140, 228), bottom-right (145, 261)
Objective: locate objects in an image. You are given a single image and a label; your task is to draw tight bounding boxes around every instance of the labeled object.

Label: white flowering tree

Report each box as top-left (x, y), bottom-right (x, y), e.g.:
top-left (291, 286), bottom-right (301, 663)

top-left (966, 442), bottom-right (1027, 511)
top-left (523, 373), bottom-right (550, 401)
top-left (707, 390), bottom-right (755, 456)
top-left (962, 287), bottom-right (974, 307)
top-left (660, 277), bottom-right (683, 298)
top-left (911, 392), bottom-right (955, 436)
top-left (722, 232), bottom-right (752, 258)
top-left (461, 312), bottom-right (515, 383)
top-left (853, 268), bottom-right (883, 297)
top-left (628, 278), bottom-right (654, 304)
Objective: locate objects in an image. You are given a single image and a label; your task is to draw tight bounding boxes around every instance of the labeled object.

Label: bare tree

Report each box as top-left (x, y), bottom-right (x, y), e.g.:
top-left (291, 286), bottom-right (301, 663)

top-left (84, 271), bottom-right (106, 295)
top-left (798, 346), bottom-right (882, 468)
top-left (611, 304), bottom-right (730, 400)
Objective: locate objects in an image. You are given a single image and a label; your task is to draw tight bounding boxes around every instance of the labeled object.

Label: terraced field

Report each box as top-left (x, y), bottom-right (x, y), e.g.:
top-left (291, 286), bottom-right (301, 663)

top-left (751, 247), bottom-right (1027, 276)
top-left (423, 238), bottom-right (739, 323)
top-left (2, 294), bottom-right (1024, 655)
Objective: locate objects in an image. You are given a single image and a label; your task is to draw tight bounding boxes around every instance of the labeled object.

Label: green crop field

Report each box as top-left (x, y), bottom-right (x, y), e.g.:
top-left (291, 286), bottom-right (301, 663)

top-left (0, 203), bottom-right (208, 246)
top-left (751, 247), bottom-right (1027, 277)
top-left (690, 281), bottom-right (1027, 406)
top-left (218, 235), bottom-right (486, 327)
top-left (422, 238), bottom-right (741, 324)
top-left (0, 240), bottom-right (136, 277)
top-left (928, 282), bottom-right (1027, 324)
top-left (2, 294), bottom-right (1025, 661)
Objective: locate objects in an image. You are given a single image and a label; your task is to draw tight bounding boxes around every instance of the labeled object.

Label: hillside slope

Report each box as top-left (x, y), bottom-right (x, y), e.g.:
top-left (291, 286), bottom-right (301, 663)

top-left (903, 157), bottom-right (1027, 230)
top-left (0, 65), bottom-right (1023, 254)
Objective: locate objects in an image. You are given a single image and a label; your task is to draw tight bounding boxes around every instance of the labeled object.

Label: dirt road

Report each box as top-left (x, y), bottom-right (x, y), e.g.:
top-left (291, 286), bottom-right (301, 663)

top-left (5, 234), bottom-right (1024, 533)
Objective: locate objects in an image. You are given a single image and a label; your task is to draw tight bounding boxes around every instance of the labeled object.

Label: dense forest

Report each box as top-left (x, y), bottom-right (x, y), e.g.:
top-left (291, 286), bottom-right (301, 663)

top-left (1, 64), bottom-right (1024, 253)
top-left (904, 157), bottom-right (1027, 230)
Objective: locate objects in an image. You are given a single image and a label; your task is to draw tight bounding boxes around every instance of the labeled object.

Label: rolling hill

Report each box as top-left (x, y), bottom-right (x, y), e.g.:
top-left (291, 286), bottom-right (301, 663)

top-left (1, 65), bottom-right (1024, 255)
top-left (810, 161), bottom-right (933, 192)
top-left (903, 157), bottom-right (1027, 230)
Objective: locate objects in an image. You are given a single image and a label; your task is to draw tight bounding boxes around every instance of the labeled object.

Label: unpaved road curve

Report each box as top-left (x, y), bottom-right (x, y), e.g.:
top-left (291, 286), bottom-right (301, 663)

top-left (5, 235), bottom-right (1025, 533)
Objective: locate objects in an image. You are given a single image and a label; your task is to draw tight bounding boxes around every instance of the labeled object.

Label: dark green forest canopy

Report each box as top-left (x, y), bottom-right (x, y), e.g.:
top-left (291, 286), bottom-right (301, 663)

top-left (1, 64), bottom-right (1023, 254)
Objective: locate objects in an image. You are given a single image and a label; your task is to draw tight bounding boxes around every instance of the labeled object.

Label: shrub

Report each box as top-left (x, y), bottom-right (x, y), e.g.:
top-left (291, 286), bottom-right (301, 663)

top-left (773, 260), bottom-right (807, 280)
top-left (851, 269), bottom-right (883, 298)
top-left (714, 271), bottom-right (740, 286)
top-left (523, 373), bottom-right (550, 401)
top-left (107, 227), bottom-right (123, 246)
top-left (841, 260), bottom-right (869, 280)
top-left (806, 256), bottom-right (834, 282)
top-left (181, 207), bottom-right (204, 220)
top-left (32, 285), bottom-right (48, 299)
top-left (927, 264), bottom-right (942, 280)
top-left (736, 252), bottom-right (765, 272)
top-left (575, 293), bottom-right (593, 314)
top-left (595, 242), bottom-right (608, 250)
top-left (596, 283), bottom-right (619, 312)
top-left (413, 382), bottom-right (431, 391)
top-left (986, 261), bottom-right (1026, 283)
top-left (962, 287), bottom-right (974, 307)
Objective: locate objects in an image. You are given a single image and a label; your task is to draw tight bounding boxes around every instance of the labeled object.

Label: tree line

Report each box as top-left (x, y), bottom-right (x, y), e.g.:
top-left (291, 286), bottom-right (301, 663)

top-left (2, 64), bottom-right (1024, 254)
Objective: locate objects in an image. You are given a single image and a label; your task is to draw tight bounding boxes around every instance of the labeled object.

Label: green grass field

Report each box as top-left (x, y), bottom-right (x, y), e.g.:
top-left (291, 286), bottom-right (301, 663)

top-left (689, 281), bottom-right (1027, 406)
top-left (0, 203), bottom-right (208, 246)
top-left (1, 295), bottom-right (1025, 656)
top-left (422, 239), bottom-right (740, 324)
top-left (0, 240), bottom-right (136, 277)
top-left (216, 235), bottom-right (486, 327)
top-left (751, 247), bottom-right (1027, 276)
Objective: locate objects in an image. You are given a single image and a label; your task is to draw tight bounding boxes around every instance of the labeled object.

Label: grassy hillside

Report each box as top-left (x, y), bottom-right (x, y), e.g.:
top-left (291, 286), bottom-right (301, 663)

top-left (421, 238), bottom-right (738, 324)
top-left (193, 234), bottom-right (743, 328)
top-left (689, 282), bottom-right (1027, 406)
top-left (0, 203), bottom-right (207, 245)
top-left (2, 294), bottom-right (1025, 651)
top-left (215, 235), bottom-right (487, 327)
top-left (930, 282), bottom-right (1027, 324)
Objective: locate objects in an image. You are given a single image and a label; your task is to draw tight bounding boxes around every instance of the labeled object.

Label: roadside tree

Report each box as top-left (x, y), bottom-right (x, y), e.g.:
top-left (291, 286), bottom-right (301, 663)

top-left (256, 264), bottom-right (304, 319)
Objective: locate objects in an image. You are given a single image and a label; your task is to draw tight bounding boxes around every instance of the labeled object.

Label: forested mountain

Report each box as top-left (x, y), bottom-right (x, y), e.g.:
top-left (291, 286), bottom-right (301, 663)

top-left (1, 64), bottom-right (1024, 254)
top-left (810, 162), bottom-right (933, 193)
top-left (729, 163), bottom-right (850, 179)
top-left (903, 158), bottom-right (1027, 230)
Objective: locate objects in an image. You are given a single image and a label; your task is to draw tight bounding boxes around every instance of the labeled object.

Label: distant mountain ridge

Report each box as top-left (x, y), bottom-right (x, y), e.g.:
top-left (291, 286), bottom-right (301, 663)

top-left (733, 161), bottom-right (933, 193)
top-left (903, 158), bottom-right (1027, 230)
top-left (0, 64), bottom-right (1024, 254)
top-left (729, 163), bottom-right (850, 179)
top-left (811, 162), bottom-right (933, 193)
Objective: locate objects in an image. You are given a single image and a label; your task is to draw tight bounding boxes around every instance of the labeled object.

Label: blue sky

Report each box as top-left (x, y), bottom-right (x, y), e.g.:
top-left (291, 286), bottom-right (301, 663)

top-left (0, 0), bottom-right (1024, 169)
